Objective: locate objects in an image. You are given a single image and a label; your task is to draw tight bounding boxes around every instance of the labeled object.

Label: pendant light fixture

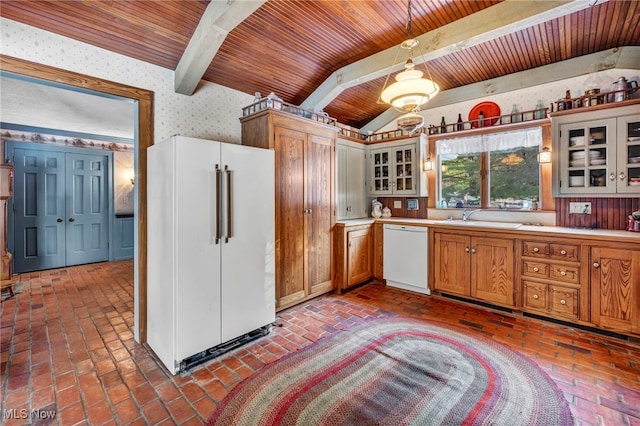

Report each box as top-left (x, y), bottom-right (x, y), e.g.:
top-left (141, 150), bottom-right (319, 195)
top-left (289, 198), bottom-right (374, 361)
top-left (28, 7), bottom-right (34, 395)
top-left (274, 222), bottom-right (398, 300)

top-left (379, 0), bottom-right (440, 132)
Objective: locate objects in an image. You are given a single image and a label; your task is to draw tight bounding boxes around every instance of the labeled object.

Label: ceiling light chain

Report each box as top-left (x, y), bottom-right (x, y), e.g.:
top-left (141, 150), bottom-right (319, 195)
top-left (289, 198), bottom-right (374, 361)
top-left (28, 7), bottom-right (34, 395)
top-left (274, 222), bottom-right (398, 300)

top-left (379, 0), bottom-right (440, 133)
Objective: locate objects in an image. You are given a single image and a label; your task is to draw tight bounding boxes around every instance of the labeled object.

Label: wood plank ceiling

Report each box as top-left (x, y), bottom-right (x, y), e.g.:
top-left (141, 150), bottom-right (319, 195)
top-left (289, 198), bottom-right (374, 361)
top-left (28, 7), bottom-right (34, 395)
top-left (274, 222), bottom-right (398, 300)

top-left (1, 0), bottom-right (639, 129)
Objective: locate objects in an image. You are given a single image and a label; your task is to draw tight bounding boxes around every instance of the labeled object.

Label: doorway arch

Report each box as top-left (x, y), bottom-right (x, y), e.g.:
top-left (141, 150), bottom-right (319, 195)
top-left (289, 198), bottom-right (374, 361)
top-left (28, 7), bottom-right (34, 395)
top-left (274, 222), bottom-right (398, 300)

top-left (0, 54), bottom-right (152, 343)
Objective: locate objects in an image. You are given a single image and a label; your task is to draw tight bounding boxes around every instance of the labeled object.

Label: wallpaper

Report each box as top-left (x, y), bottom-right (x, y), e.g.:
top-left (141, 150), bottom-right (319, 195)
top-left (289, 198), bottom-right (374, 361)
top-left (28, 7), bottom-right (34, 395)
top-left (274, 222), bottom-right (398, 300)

top-left (0, 17), bottom-right (254, 144)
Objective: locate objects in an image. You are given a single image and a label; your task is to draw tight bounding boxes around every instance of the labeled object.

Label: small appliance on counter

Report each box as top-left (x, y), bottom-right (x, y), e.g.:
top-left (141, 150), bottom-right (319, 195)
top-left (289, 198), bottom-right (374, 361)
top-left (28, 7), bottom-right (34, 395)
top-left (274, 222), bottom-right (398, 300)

top-left (628, 211), bottom-right (640, 232)
top-left (372, 200), bottom-right (383, 218)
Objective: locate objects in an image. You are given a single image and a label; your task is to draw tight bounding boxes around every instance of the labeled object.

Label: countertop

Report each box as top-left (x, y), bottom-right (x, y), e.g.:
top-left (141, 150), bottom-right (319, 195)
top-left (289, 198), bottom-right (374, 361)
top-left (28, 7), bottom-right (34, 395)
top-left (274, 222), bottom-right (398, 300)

top-left (337, 217), bottom-right (640, 242)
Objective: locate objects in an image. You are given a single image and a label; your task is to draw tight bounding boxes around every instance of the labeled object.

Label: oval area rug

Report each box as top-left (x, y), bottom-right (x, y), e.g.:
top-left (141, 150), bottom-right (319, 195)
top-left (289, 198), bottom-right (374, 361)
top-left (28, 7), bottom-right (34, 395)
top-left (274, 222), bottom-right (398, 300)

top-left (207, 317), bottom-right (573, 426)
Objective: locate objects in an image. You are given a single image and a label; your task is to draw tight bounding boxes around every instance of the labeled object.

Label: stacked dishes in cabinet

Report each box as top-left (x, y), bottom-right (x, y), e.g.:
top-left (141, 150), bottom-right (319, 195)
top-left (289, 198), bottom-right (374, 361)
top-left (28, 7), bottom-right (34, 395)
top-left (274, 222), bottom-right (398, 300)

top-left (568, 150), bottom-right (607, 187)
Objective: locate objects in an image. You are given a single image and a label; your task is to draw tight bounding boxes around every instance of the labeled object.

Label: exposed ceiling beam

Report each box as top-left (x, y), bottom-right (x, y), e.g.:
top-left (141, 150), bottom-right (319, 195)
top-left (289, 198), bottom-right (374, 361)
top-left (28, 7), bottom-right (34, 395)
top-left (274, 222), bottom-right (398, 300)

top-left (362, 46), bottom-right (639, 132)
top-left (301, 0), bottom-right (600, 112)
top-left (174, 0), bottom-right (265, 96)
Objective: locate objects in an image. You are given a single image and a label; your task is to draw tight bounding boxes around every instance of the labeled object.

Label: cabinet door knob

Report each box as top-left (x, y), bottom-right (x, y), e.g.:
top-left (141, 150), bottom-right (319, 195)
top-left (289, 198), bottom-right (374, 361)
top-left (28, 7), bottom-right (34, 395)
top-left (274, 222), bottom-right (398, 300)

top-left (560, 271), bottom-right (567, 276)
top-left (533, 247), bottom-right (540, 253)
top-left (69, 217), bottom-right (75, 222)
top-left (533, 267), bottom-right (539, 272)
top-left (619, 172), bottom-right (626, 181)
top-left (465, 247), bottom-right (470, 253)
top-left (609, 173), bottom-right (616, 181)
top-left (560, 250), bottom-right (567, 255)
top-left (593, 262), bottom-right (600, 268)
top-left (57, 218), bottom-right (63, 223)
top-left (471, 248), bottom-right (476, 254)
top-left (533, 294), bottom-right (539, 300)
top-left (560, 299), bottom-right (567, 305)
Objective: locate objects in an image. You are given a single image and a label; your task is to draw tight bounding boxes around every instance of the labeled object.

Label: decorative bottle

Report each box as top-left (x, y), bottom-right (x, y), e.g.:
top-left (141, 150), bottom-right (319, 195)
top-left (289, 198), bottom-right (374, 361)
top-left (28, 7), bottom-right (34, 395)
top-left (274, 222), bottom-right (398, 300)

top-left (456, 113), bottom-right (463, 131)
top-left (440, 116), bottom-right (446, 134)
top-left (565, 90), bottom-right (572, 110)
top-left (478, 111), bottom-right (484, 127)
top-left (510, 104), bottom-right (520, 123)
top-left (534, 100), bottom-right (545, 119)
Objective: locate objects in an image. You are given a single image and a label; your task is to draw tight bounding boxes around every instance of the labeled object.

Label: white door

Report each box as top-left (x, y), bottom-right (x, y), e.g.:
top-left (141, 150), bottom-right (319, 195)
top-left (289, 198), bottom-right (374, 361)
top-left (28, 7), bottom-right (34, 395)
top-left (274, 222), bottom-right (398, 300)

top-left (174, 137), bottom-right (223, 360)
top-left (220, 143), bottom-right (275, 342)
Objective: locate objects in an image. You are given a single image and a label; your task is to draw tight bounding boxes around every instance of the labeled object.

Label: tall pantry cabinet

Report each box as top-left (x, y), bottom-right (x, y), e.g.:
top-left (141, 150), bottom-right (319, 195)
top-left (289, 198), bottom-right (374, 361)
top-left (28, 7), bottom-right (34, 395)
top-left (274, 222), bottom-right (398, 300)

top-left (241, 109), bottom-right (337, 310)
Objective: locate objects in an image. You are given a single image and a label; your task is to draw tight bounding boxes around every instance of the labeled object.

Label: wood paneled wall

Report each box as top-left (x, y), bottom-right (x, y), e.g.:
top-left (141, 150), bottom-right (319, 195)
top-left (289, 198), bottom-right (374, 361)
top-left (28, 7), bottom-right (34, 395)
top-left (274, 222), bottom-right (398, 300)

top-left (555, 198), bottom-right (640, 230)
top-left (376, 197), bottom-right (429, 219)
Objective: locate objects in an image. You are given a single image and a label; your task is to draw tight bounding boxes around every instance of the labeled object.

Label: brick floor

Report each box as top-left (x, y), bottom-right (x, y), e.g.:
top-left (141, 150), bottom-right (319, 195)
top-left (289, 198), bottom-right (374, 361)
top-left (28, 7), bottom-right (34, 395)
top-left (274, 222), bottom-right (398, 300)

top-left (1, 259), bottom-right (639, 425)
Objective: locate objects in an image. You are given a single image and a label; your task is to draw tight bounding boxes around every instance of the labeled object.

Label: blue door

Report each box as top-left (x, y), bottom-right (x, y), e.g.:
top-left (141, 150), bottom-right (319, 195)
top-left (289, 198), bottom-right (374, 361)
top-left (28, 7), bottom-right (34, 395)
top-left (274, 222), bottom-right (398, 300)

top-left (65, 153), bottom-right (109, 266)
top-left (13, 148), bottom-right (66, 271)
top-left (13, 147), bottom-right (109, 272)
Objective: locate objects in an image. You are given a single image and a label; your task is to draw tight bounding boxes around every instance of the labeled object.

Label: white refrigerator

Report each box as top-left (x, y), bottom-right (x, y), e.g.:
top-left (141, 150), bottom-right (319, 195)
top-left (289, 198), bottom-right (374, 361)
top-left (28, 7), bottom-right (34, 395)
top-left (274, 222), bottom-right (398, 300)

top-left (147, 136), bottom-right (275, 374)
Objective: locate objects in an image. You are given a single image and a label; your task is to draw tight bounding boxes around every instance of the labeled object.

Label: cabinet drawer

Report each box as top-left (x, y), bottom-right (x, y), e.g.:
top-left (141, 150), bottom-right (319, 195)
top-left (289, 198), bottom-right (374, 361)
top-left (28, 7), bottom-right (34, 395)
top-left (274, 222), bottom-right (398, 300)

top-left (549, 286), bottom-right (579, 320)
top-left (522, 241), bottom-right (550, 257)
top-left (549, 264), bottom-right (580, 284)
top-left (523, 282), bottom-right (547, 310)
top-left (550, 244), bottom-right (579, 261)
top-left (522, 261), bottom-right (548, 277)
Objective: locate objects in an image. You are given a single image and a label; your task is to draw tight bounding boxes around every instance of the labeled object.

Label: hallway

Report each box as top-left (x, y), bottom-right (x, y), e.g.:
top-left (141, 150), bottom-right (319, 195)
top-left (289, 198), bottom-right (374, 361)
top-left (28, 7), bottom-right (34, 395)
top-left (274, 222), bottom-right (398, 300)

top-left (1, 260), bottom-right (639, 425)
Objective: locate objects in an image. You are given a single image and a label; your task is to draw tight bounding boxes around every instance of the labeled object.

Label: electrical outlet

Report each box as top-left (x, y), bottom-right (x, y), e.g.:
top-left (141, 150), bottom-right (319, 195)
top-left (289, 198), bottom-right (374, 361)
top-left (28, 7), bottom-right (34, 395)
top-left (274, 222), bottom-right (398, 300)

top-left (569, 202), bottom-right (591, 214)
top-left (393, 200), bottom-right (402, 209)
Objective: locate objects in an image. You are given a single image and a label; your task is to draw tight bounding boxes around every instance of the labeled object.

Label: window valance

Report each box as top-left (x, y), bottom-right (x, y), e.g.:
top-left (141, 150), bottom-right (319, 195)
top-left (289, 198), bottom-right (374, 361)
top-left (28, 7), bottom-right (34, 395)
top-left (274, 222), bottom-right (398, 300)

top-left (435, 127), bottom-right (543, 155)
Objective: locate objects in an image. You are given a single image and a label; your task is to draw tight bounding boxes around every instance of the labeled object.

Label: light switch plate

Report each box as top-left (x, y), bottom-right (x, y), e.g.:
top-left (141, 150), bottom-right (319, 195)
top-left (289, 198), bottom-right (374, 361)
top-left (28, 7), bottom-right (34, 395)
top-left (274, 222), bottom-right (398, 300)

top-left (393, 200), bottom-right (402, 209)
top-left (569, 202), bottom-right (591, 214)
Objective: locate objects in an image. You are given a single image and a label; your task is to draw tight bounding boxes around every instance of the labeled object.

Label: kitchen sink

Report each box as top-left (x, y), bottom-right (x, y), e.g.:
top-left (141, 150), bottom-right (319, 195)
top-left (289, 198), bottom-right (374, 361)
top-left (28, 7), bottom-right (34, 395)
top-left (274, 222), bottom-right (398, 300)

top-left (437, 220), bottom-right (523, 229)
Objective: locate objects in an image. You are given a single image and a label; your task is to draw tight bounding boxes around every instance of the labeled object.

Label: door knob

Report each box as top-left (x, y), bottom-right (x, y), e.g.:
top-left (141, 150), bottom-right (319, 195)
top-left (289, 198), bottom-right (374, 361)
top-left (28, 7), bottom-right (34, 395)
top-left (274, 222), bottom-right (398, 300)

top-left (69, 217), bottom-right (75, 222)
top-left (57, 218), bottom-right (63, 223)
top-left (593, 262), bottom-right (600, 268)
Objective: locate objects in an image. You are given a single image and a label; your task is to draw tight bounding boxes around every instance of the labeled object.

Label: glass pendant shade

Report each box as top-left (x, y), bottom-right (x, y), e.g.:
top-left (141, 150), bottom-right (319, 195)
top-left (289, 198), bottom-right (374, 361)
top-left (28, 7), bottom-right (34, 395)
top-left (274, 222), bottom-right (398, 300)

top-left (381, 68), bottom-right (440, 112)
top-left (396, 110), bottom-right (424, 133)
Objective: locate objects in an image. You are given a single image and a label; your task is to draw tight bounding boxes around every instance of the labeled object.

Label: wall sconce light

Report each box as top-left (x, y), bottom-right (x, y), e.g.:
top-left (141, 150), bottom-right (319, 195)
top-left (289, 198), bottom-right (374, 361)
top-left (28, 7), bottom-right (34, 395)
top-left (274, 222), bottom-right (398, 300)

top-left (537, 146), bottom-right (552, 164)
top-left (423, 157), bottom-right (433, 171)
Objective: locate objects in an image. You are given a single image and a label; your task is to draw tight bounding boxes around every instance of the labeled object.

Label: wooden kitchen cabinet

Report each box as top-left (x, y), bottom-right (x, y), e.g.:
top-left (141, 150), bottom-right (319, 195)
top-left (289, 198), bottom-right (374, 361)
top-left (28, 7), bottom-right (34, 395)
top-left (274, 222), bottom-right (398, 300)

top-left (334, 222), bottom-right (373, 293)
top-left (373, 221), bottom-right (384, 280)
top-left (241, 109), bottom-right (337, 310)
top-left (590, 245), bottom-right (640, 334)
top-left (433, 231), bottom-right (514, 307)
top-left (520, 238), bottom-right (586, 321)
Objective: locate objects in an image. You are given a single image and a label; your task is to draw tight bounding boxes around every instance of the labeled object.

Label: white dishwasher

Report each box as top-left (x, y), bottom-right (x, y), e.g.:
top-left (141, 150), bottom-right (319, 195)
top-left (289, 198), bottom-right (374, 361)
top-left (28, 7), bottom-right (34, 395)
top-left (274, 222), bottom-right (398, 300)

top-left (383, 224), bottom-right (430, 295)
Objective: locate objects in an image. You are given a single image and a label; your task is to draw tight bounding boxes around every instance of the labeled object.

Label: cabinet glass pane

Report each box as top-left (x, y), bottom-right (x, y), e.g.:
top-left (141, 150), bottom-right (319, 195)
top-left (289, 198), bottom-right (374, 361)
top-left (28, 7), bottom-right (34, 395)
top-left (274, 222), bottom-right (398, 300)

top-left (588, 126), bottom-right (606, 145)
top-left (627, 119), bottom-right (640, 186)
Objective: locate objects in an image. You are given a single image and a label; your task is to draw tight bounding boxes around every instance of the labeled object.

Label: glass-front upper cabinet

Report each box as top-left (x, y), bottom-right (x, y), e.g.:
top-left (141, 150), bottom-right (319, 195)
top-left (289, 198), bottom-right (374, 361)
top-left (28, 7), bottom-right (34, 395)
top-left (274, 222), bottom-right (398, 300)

top-left (393, 146), bottom-right (415, 195)
top-left (618, 114), bottom-right (640, 194)
top-left (553, 103), bottom-right (640, 197)
top-left (561, 118), bottom-right (615, 194)
top-left (371, 149), bottom-right (390, 194)
top-left (368, 136), bottom-right (427, 197)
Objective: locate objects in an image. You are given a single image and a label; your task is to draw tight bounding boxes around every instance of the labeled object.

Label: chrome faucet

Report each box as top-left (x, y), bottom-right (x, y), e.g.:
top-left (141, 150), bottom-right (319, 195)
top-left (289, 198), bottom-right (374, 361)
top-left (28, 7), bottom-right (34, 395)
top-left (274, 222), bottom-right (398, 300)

top-left (462, 209), bottom-right (482, 221)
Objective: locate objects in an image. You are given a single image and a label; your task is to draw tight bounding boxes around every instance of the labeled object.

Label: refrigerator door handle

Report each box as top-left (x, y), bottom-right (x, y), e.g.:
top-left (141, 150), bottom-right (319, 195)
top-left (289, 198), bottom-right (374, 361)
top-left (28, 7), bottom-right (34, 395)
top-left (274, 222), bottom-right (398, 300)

top-left (215, 164), bottom-right (222, 244)
top-left (225, 165), bottom-right (232, 242)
